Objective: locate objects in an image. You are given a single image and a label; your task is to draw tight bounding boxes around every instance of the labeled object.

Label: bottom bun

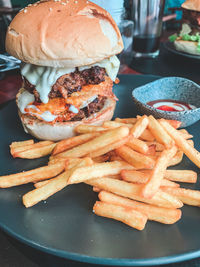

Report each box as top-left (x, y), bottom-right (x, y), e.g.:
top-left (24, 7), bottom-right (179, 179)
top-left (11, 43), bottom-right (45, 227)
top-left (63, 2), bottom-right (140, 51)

top-left (174, 40), bottom-right (200, 56)
top-left (17, 91), bottom-right (116, 141)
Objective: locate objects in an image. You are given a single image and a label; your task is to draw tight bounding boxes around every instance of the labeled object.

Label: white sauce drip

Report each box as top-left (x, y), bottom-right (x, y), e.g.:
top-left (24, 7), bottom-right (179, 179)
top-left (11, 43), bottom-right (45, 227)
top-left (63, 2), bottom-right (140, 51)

top-left (69, 105), bottom-right (79, 114)
top-left (21, 64), bottom-right (75, 104)
top-left (39, 111), bottom-right (57, 122)
top-left (18, 90), bottom-right (58, 122)
top-left (21, 56), bottom-right (120, 104)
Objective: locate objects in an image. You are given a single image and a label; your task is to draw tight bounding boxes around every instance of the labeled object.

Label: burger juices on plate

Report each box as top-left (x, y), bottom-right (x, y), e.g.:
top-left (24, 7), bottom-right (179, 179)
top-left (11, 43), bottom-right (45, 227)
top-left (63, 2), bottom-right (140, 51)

top-left (169, 0), bottom-right (200, 55)
top-left (6, 0), bottom-right (123, 141)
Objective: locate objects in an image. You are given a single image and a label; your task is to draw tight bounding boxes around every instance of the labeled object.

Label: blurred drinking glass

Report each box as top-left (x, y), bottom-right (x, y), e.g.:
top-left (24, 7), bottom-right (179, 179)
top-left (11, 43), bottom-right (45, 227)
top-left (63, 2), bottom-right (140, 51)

top-left (131, 0), bottom-right (165, 58)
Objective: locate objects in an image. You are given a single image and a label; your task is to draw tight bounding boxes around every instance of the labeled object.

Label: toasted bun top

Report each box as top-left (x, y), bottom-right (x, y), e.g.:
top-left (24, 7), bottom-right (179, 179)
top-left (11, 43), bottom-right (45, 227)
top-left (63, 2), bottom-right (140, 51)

top-left (182, 0), bottom-right (200, 11)
top-left (6, 0), bottom-right (123, 68)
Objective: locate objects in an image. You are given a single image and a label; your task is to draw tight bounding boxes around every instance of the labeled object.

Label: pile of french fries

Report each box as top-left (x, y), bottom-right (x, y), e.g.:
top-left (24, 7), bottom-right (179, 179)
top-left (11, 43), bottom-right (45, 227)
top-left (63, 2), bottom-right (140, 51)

top-left (2, 115), bottom-right (200, 231)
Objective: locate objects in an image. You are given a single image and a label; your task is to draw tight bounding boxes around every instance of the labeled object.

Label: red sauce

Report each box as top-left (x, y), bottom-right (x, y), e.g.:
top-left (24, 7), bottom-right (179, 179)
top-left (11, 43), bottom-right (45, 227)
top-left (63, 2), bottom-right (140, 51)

top-left (147, 99), bottom-right (195, 112)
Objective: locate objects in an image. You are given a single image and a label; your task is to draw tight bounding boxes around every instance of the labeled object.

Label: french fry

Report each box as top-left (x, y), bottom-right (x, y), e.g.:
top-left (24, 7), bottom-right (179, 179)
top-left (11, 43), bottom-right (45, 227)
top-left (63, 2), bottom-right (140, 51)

top-left (10, 139), bottom-right (34, 148)
top-left (178, 129), bottom-right (193, 139)
top-left (168, 150), bottom-right (183, 167)
top-left (68, 161), bottom-right (133, 184)
top-left (103, 121), bottom-right (133, 129)
top-left (165, 120), bottom-right (182, 129)
top-left (115, 145), bottom-right (155, 169)
top-left (147, 144), bottom-right (156, 156)
top-left (161, 186), bottom-right (200, 207)
top-left (52, 133), bottom-right (99, 155)
top-left (126, 137), bottom-right (149, 154)
top-left (93, 186), bottom-right (101, 192)
top-left (164, 170), bottom-right (197, 183)
top-left (115, 118), bottom-right (137, 124)
top-left (87, 136), bottom-right (131, 158)
top-left (52, 127), bottom-right (129, 159)
top-left (121, 170), bottom-right (179, 188)
top-left (146, 142), bottom-right (165, 152)
top-left (34, 180), bottom-right (50, 188)
top-left (142, 146), bottom-right (177, 198)
top-left (160, 119), bottom-right (200, 168)
top-left (86, 177), bottom-right (183, 209)
top-left (130, 115), bottom-right (149, 138)
top-left (148, 115), bottom-right (174, 148)
top-left (188, 139), bottom-right (194, 147)
top-left (11, 141), bottom-right (54, 156)
top-left (140, 129), bottom-right (155, 141)
top-left (93, 154), bottom-right (111, 163)
top-left (13, 143), bottom-right (56, 159)
top-left (0, 162), bottom-right (66, 188)
top-left (98, 191), bottom-right (182, 224)
top-left (75, 125), bottom-right (106, 134)
top-left (93, 201), bottom-right (147, 230)
top-left (23, 158), bottom-right (93, 208)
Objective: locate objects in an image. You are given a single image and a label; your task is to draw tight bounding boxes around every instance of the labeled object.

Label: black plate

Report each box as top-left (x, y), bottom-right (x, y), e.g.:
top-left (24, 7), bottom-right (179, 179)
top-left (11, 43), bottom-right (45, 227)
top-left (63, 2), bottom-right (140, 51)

top-left (164, 41), bottom-right (200, 60)
top-left (1, 74), bottom-right (200, 266)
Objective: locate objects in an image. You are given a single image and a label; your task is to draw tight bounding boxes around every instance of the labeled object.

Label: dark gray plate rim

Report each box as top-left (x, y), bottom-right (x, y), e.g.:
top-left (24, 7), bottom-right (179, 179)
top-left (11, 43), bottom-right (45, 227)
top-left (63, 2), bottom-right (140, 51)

top-left (164, 41), bottom-right (200, 60)
top-left (1, 74), bottom-right (200, 266)
top-left (1, 219), bottom-right (200, 266)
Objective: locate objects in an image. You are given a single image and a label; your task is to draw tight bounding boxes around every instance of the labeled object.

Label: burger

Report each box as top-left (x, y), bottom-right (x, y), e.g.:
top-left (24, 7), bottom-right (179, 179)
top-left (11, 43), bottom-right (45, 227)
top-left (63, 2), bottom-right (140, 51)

top-left (5, 0), bottom-right (123, 141)
top-left (169, 0), bottom-right (200, 55)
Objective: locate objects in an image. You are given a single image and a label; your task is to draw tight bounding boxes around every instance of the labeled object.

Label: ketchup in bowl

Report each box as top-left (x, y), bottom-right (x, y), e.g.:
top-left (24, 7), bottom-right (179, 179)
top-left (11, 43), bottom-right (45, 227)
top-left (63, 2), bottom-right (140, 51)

top-left (147, 99), bottom-right (196, 112)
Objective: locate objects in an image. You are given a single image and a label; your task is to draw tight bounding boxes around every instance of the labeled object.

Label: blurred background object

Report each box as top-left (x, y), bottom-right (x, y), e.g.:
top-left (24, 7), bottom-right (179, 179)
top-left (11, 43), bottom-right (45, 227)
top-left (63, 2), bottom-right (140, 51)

top-left (130, 0), bottom-right (165, 58)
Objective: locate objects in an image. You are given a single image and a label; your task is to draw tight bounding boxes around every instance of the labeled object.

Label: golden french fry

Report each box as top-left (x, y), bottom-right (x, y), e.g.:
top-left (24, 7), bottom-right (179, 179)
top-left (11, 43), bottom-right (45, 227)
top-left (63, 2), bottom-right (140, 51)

top-left (87, 136), bottom-right (131, 158)
top-left (168, 150), bottom-right (183, 167)
top-left (115, 145), bottom-right (155, 169)
top-left (68, 161), bottom-right (133, 184)
top-left (53, 127), bottom-right (129, 159)
top-left (10, 139), bottom-right (34, 148)
top-left (161, 186), bottom-right (200, 207)
top-left (98, 191), bottom-right (182, 224)
top-left (126, 137), bottom-right (149, 154)
top-left (13, 143), bottom-right (56, 159)
top-left (130, 115), bottom-right (149, 138)
top-left (93, 154), bottom-right (111, 163)
top-left (75, 125), bottom-right (106, 134)
top-left (23, 158), bottom-right (93, 208)
top-left (34, 180), bottom-right (49, 188)
top-left (93, 186), bottom-right (101, 192)
top-left (165, 120), bottom-right (182, 129)
top-left (146, 142), bottom-right (165, 152)
top-left (188, 139), bottom-right (194, 147)
top-left (52, 133), bottom-right (99, 155)
top-left (142, 146), bottom-right (177, 198)
top-left (147, 144), bottom-right (156, 156)
top-left (0, 162), bottom-right (66, 188)
top-left (140, 129), bottom-right (155, 141)
top-left (11, 141), bottom-right (54, 156)
top-left (160, 119), bottom-right (200, 168)
top-left (93, 201), bottom-right (147, 230)
top-left (115, 118), bottom-right (137, 124)
top-left (178, 129), bottom-right (193, 139)
top-left (165, 170), bottom-right (197, 183)
top-left (121, 170), bottom-right (179, 188)
top-left (103, 121), bottom-right (133, 129)
top-left (148, 115), bottom-right (174, 148)
top-left (86, 177), bottom-right (183, 209)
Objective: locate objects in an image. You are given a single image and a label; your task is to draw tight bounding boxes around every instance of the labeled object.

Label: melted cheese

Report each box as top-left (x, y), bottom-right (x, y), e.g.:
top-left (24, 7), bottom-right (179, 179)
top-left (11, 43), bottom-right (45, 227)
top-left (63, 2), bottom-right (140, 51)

top-left (21, 64), bottom-right (75, 104)
top-left (21, 56), bottom-right (120, 104)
